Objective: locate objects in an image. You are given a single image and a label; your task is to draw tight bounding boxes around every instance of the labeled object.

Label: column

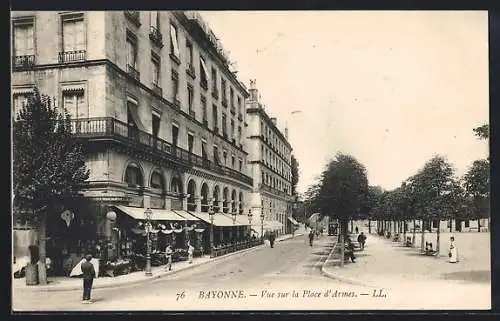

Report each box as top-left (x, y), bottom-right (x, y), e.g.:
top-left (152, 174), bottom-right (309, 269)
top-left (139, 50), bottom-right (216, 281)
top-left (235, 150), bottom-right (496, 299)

top-left (195, 197), bottom-right (202, 212)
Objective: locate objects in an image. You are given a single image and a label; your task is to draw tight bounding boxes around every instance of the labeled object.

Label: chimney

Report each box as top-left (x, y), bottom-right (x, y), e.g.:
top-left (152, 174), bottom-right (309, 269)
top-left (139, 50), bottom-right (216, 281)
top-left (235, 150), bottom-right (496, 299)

top-left (270, 117), bottom-right (277, 125)
top-left (249, 79), bottom-right (259, 102)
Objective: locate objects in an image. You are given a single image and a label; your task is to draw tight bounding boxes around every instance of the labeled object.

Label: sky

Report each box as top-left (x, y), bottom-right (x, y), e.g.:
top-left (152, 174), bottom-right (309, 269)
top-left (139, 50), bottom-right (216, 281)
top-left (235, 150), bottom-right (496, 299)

top-left (201, 11), bottom-right (489, 195)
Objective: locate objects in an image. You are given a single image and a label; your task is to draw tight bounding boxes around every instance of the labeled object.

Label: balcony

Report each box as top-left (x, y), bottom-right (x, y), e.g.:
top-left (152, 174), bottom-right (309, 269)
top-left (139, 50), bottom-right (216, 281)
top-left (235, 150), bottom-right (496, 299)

top-left (58, 50), bottom-right (86, 63)
top-left (149, 26), bottom-right (164, 48)
top-left (124, 11), bottom-right (141, 27)
top-left (12, 55), bottom-right (35, 70)
top-left (152, 82), bottom-right (162, 97)
top-left (221, 97), bottom-right (228, 107)
top-left (186, 64), bottom-right (196, 79)
top-left (127, 64), bottom-right (140, 81)
top-left (170, 53), bottom-right (181, 66)
top-left (64, 117), bottom-right (253, 185)
top-left (212, 89), bottom-right (219, 99)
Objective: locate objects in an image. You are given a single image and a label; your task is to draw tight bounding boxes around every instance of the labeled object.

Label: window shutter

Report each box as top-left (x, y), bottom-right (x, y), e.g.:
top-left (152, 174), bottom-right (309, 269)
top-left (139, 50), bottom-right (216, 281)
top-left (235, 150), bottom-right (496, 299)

top-left (74, 20), bottom-right (85, 51)
top-left (63, 20), bottom-right (75, 52)
top-left (150, 11), bottom-right (158, 28)
top-left (76, 93), bottom-right (86, 118)
top-left (170, 25), bottom-right (180, 57)
top-left (200, 57), bottom-right (209, 80)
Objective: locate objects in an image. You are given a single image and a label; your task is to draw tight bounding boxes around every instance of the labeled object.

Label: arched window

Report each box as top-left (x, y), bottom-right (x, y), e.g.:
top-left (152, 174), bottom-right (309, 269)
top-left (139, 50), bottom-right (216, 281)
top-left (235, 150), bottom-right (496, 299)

top-left (150, 170), bottom-right (165, 191)
top-left (125, 163), bottom-right (143, 187)
top-left (231, 190), bottom-right (237, 213)
top-left (238, 191), bottom-right (244, 214)
top-left (223, 187), bottom-right (229, 213)
top-left (213, 186), bottom-right (220, 212)
top-left (171, 176), bottom-right (182, 194)
top-left (187, 180), bottom-right (196, 211)
top-left (201, 183), bottom-right (209, 212)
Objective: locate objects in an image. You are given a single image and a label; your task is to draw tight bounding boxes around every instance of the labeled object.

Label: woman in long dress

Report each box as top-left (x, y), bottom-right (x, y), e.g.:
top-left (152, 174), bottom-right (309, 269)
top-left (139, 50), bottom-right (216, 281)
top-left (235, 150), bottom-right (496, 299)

top-left (449, 236), bottom-right (459, 263)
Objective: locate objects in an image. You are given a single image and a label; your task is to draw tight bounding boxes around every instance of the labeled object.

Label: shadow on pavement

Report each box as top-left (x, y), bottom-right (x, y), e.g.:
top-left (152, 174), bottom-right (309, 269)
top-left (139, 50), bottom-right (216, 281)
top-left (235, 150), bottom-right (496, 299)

top-left (440, 270), bottom-right (491, 283)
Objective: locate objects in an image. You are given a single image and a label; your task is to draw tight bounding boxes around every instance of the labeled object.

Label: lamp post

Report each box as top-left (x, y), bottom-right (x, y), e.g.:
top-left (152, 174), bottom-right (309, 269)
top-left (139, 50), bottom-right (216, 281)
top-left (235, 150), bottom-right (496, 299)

top-left (209, 200), bottom-right (215, 257)
top-left (144, 208), bottom-right (153, 276)
top-left (232, 208), bottom-right (237, 243)
top-left (260, 207), bottom-right (264, 241)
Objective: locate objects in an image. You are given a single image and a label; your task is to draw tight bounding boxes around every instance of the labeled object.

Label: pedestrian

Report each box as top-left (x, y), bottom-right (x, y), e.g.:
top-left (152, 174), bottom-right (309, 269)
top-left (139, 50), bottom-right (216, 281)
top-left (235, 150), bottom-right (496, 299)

top-left (357, 232), bottom-right (367, 250)
top-left (165, 244), bottom-right (173, 271)
top-left (81, 254), bottom-right (96, 304)
top-left (345, 238), bottom-right (356, 263)
top-left (187, 242), bottom-right (194, 264)
top-left (355, 226), bottom-right (359, 234)
top-left (309, 230), bottom-right (314, 246)
top-left (269, 231), bottom-right (276, 248)
top-left (448, 236), bottom-right (459, 263)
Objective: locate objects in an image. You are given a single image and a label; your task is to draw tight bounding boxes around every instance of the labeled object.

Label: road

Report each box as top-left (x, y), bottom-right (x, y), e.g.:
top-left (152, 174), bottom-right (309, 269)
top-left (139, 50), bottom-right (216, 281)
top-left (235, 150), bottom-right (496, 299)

top-left (14, 234), bottom-right (367, 311)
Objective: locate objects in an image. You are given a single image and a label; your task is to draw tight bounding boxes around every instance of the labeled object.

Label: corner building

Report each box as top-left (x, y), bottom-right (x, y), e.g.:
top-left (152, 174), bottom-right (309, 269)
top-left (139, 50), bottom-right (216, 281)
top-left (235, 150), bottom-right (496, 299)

top-left (11, 11), bottom-right (253, 272)
top-left (245, 81), bottom-right (294, 237)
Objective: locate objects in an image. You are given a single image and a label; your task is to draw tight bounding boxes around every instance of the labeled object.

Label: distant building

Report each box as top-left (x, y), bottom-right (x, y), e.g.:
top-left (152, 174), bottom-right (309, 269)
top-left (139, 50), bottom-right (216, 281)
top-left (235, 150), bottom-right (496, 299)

top-left (244, 80), bottom-right (294, 236)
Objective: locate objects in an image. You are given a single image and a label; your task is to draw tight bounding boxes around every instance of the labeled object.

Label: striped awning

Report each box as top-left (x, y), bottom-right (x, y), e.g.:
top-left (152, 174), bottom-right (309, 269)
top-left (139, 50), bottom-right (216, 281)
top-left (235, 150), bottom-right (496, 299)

top-left (172, 210), bottom-right (201, 221)
top-left (220, 213), bottom-right (250, 226)
top-left (187, 212), bottom-right (246, 227)
top-left (112, 205), bottom-right (187, 221)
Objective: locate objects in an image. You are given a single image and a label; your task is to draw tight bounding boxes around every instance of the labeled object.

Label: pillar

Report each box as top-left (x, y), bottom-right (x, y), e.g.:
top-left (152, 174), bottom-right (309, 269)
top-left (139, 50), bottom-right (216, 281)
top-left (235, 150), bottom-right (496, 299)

top-left (195, 197), bottom-right (202, 212)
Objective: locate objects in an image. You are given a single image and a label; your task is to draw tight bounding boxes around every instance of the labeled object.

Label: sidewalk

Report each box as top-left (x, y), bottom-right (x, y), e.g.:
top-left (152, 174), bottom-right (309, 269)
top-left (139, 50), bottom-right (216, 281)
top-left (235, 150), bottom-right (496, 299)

top-left (321, 232), bottom-right (490, 289)
top-left (12, 232), bottom-right (303, 293)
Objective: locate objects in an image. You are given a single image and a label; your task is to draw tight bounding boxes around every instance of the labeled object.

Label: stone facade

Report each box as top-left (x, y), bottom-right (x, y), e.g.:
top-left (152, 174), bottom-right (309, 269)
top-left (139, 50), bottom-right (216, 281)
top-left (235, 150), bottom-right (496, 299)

top-left (244, 80), bottom-right (294, 236)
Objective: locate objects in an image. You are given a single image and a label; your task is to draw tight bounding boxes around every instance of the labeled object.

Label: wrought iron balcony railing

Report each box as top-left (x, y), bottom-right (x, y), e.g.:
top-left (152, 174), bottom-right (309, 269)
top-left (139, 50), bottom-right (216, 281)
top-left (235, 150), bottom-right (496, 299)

top-left (58, 50), bottom-right (86, 63)
top-left (12, 55), bottom-right (35, 70)
top-left (68, 117), bottom-right (253, 185)
top-left (124, 11), bottom-right (141, 27)
top-left (149, 26), bottom-right (164, 48)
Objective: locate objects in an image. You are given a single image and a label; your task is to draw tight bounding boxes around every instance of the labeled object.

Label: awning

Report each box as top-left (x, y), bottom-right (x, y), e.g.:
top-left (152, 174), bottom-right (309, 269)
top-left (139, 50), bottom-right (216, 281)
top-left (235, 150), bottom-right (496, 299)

top-left (288, 217), bottom-right (299, 225)
top-left (172, 210), bottom-right (201, 221)
top-left (252, 220), bottom-right (283, 232)
top-left (220, 213), bottom-right (250, 226)
top-left (112, 205), bottom-right (187, 221)
top-left (187, 212), bottom-right (245, 227)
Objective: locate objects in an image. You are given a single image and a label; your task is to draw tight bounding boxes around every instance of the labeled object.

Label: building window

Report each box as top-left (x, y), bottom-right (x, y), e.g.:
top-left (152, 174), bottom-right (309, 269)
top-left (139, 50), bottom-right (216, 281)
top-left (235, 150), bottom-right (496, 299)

top-left (230, 119), bottom-right (235, 140)
top-left (125, 164), bottom-right (143, 187)
top-left (171, 70), bottom-right (179, 103)
top-left (126, 33), bottom-right (139, 79)
top-left (186, 40), bottom-right (194, 76)
top-left (200, 56), bottom-right (208, 90)
top-left (222, 113), bottom-right (227, 137)
top-left (223, 150), bottom-right (228, 166)
top-left (212, 105), bottom-right (218, 131)
top-left (213, 145), bottom-right (220, 165)
top-left (60, 13), bottom-right (85, 62)
top-left (151, 54), bottom-right (161, 91)
top-left (231, 155), bottom-right (235, 168)
top-left (201, 139), bottom-right (208, 159)
top-left (238, 126), bottom-right (242, 144)
top-left (239, 159), bottom-right (243, 172)
top-left (187, 132), bottom-right (194, 153)
top-left (148, 11), bottom-right (163, 47)
top-left (62, 88), bottom-right (85, 120)
top-left (12, 91), bottom-right (33, 119)
top-left (201, 95), bottom-right (207, 124)
top-left (12, 18), bottom-right (35, 68)
top-left (230, 87), bottom-right (234, 107)
top-left (187, 85), bottom-right (194, 117)
top-left (170, 24), bottom-right (180, 59)
top-left (211, 67), bottom-right (218, 96)
top-left (150, 170), bottom-right (165, 190)
top-left (172, 124), bottom-right (179, 147)
top-left (221, 78), bottom-right (227, 104)
top-left (152, 112), bottom-right (160, 137)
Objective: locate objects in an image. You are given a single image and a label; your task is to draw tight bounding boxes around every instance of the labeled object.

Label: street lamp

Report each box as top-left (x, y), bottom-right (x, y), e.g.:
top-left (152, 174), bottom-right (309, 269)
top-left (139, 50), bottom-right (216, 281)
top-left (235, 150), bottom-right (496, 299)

top-left (260, 207), bottom-right (265, 241)
top-left (209, 200), bottom-right (215, 257)
top-left (144, 208), bottom-right (153, 276)
top-left (232, 208), bottom-right (237, 243)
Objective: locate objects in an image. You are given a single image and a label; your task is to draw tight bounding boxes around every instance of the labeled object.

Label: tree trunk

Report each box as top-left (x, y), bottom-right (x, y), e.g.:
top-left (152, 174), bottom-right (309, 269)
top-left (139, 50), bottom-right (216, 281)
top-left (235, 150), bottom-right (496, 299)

top-left (339, 233), bottom-right (345, 268)
top-left (436, 218), bottom-right (440, 254)
top-left (368, 220), bottom-right (371, 234)
top-left (412, 219), bottom-right (416, 245)
top-left (420, 219), bottom-right (425, 252)
top-left (449, 219), bottom-right (452, 233)
top-left (350, 220), bottom-right (353, 234)
top-left (393, 220), bottom-right (397, 237)
top-left (403, 220), bottom-right (407, 243)
top-left (478, 218), bottom-right (481, 232)
top-left (37, 211), bottom-right (47, 285)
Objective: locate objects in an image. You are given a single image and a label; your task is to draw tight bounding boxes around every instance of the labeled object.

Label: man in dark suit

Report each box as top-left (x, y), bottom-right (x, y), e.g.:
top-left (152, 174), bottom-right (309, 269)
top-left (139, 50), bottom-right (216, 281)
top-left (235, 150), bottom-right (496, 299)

top-left (81, 254), bottom-right (96, 303)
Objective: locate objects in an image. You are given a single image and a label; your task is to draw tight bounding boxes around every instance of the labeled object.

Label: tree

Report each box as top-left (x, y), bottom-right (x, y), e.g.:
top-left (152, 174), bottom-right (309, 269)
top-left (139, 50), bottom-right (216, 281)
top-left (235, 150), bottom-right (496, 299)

top-left (363, 185), bottom-right (384, 234)
top-left (308, 153), bottom-right (368, 267)
top-left (13, 88), bottom-right (89, 285)
top-left (463, 159), bottom-right (490, 229)
top-left (473, 124), bottom-right (489, 140)
top-left (291, 154), bottom-right (300, 197)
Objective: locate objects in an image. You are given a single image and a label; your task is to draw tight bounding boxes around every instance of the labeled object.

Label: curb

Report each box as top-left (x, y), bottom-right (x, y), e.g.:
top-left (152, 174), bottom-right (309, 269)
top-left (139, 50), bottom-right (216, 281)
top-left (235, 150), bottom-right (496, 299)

top-left (14, 233), bottom-right (304, 293)
top-left (319, 239), bottom-right (377, 288)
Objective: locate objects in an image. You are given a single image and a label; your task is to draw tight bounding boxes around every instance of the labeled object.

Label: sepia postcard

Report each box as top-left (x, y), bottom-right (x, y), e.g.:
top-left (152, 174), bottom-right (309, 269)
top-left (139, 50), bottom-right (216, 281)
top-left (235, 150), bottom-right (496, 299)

top-left (11, 10), bottom-right (491, 312)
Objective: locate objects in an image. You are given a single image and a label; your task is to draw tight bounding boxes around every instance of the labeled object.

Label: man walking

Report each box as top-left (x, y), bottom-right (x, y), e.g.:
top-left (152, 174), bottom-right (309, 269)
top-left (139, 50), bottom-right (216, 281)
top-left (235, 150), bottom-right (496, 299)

top-left (309, 230), bottom-right (314, 247)
top-left (81, 254), bottom-right (96, 304)
top-left (269, 231), bottom-right (276, 248)
top-left (165, 244), bottom-right (173, 271)
top-left (357, 232), bottom-right (367, 250)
